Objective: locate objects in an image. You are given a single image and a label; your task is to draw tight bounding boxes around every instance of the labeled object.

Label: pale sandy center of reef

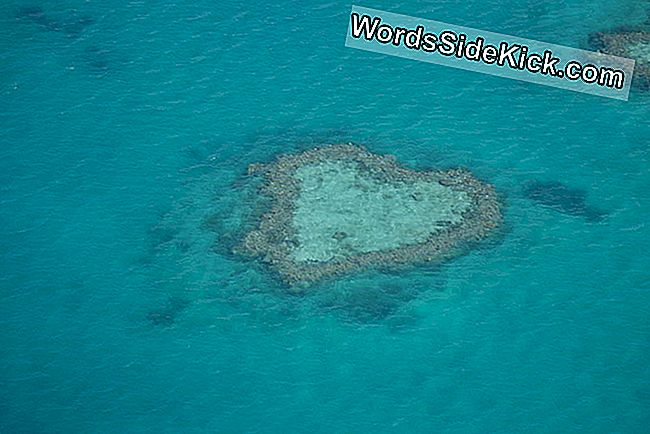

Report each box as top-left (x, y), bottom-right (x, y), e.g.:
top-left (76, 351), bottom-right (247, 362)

top-left (291, 161), bottom-right (470, 262)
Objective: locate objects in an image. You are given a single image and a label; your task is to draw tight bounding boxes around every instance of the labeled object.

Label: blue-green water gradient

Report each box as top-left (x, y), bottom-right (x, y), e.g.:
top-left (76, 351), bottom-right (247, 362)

top-left (1, 0), bottom-right (649, 432)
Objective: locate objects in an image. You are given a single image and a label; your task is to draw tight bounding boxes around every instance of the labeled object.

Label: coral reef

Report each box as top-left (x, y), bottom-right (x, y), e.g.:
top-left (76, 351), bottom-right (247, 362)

top-left (588, 28), bottom-right (650, 89)
top-left (239, 144), bottom-right (502, 286)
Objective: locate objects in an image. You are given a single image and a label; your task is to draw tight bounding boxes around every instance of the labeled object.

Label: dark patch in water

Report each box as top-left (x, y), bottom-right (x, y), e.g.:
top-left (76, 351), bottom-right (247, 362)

top-left (523, 180), bottom-right (608, 222)
top-left (16, 5), bottom-right (94, 38)
top-left (57, 15), bottom-right (94, 37)
top-left (83, 45), bottom-right (111, 74)
top-left (587, 32), bottom-right (606, 51)
top-left (16, 6), bottom-right (48, 25)
top-left (147, 222), bottom-right (179, 250)
top-left (147, 297), bottom-right (190, 327)
top-left (319, 283), bottom-right (419, 323)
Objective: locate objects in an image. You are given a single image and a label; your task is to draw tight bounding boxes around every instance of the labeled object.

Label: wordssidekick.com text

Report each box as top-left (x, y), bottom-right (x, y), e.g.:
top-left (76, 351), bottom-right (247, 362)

top-left (350, 12), bottom-right (627, 90)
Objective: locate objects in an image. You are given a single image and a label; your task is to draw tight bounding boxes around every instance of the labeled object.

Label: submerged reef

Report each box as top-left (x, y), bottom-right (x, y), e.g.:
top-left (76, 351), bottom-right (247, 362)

top-left (147, 297), bottom-right (190, 327)
top-left (16, 5), bottom-right (94, 38)
top-left (239, 144), bottom-right (502, 286)
top-left (588, 28), bottom-right (650, 89)
top-left (523, 180), bottom-right (607, 222)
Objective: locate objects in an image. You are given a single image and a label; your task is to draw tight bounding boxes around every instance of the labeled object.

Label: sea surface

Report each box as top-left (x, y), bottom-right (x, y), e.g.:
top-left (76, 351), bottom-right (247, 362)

top-left (1, 0), bottom-right (649, 432)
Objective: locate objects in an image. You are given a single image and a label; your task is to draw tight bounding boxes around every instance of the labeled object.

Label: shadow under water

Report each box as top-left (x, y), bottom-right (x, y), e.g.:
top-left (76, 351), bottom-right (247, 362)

top-left (316, 280), bottom-right (426, 324)
top-left (523, 180), bottom-right (608, 222)
top-left (82, 45), bottom-right (112, 75)
top-left (147, 297), bottom-right (191, 327)
top-left (16, 5), bottom-right (95, 38)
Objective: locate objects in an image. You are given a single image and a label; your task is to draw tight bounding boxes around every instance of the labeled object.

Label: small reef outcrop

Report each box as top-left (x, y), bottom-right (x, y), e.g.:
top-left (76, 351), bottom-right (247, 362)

top-left (588, 28), bottom-right (650, 90)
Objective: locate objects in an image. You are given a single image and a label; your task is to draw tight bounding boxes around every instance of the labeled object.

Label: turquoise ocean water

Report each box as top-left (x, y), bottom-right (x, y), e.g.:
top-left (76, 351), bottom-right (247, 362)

top-left (1, 0), bottom-right (649, 432)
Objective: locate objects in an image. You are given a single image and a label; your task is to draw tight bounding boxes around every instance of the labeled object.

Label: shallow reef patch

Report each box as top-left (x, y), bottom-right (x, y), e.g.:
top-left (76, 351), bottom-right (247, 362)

top-left (239, 144), bottom-right (502, 286)
top-left (588, 28), bottom-right (650, 89)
